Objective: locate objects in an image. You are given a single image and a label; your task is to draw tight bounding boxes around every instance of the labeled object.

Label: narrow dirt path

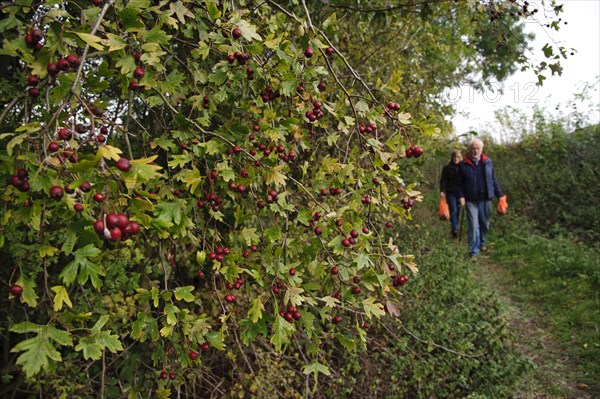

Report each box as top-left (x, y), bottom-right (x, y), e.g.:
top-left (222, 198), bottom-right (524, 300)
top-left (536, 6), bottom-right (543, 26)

top-left (473, 252), bottom-right (593, 399)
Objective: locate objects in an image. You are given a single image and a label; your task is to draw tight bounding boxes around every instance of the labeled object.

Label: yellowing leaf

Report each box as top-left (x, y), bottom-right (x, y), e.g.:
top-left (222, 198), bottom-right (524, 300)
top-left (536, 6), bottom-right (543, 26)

top-left (398, 112), bottom-right (412, 125)
top-left (170, 1), bottom-right (195, 24)
top-left (284, 286), bottom-right (306, 307)
top-left (247, 298), bottom-right (264, 323)
top-left (73, 32), bottom-right (106, 50)
top-left (320, 295), bottom-right (340, 308)
top-left (131, 156), bottom-right (164, 180)
top-left (105, 33), bottom-right (127, 52)
top-left (362, 296), bottom-right (386, 319)
top-left (240, 227), bottom-right (260, 246)
top-left (51, 286), bottom-right (73, 311)
top-left (266, 164), bottom-right (287, 187)
top-left (164, 303), bottom-right (179, 325)
top-left (97, 145), bottom-right (123, 161)
top-left (39, 245), bottom-right (59, 258)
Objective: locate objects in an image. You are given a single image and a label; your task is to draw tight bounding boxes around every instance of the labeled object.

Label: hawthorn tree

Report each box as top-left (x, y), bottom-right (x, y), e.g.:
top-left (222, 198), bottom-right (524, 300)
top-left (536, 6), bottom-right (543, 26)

top-left (0, 0), bottom-right (567, 397)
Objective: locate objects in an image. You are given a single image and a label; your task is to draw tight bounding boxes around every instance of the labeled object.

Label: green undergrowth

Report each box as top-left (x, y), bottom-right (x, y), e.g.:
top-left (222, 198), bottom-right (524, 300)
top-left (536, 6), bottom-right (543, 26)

top-left (319, 193), bottom-right (537, 398)
top-left (486, 213), bottom-right (600, 394)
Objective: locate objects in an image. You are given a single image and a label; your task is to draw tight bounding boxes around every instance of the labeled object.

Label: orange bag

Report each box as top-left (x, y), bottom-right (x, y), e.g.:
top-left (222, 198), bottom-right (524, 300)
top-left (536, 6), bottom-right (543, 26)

top-left (438, 197), bottom-right (450, 220)
top-left (497, 195), bottom-right (508, 215)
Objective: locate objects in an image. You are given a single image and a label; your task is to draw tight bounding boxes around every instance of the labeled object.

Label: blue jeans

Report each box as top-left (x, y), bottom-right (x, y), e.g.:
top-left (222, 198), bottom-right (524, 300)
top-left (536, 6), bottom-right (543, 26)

top-left (446, 192), bottom-right (460, 235)
top-left (465, 200), bottom-right (491, 256)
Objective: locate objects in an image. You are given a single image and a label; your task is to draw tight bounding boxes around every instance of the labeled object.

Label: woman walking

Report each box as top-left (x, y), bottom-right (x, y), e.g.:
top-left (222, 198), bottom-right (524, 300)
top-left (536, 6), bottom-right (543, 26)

top-left (440, 150), bottom-right (463, 238)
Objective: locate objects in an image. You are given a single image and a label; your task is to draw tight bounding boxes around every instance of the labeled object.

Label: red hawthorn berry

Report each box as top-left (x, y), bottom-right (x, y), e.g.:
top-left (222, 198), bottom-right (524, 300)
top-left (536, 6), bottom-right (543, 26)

top-left (133, 67), bottom-right (144, 79)
top-left (93, 193), bottom-right (105, 202)
top-left (9, 284), bottom-right (23, 295)
top-left (27, 75), bottom-right (39, 86)
top-left (28, 87), bottom-right (40, 98)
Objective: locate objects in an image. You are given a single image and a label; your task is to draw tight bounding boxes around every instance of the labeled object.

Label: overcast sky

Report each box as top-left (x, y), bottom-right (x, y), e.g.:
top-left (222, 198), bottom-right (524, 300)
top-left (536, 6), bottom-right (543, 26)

top-left (450, 0), bottom-right (600, 140)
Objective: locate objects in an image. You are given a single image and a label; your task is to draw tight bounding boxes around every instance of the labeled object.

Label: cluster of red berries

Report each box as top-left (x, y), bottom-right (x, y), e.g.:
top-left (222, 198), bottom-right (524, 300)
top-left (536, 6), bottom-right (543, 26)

top-left (9, 168), bottom-right (30, 192)
top-left (405, 145), bottom-right (424, 158)
top-left (386, 101), bottom-right (402, 111)
top-left (93, 213), bottom-right (141, 242)
top-left (320, 186), bottom-right (342, 197)
top-left (47, 54), bottom-right (80, 77)
top-left (361, 195), bottom-right (372, 205)
top-left (401, 197), bottom-right (415, 210)
top-left (305, 100), bottom-right (325, 122)
top-left (341, 229), bottom-right (360, 248)
top-left (24, 28), bottom-right (44, 51)
top-left (94, 126), bottom-right (108, 144)
top-left (242, 244), bottom-right (259, 258)
top-left (197, 191), bottom-right (224, 212)
top-left (358, 122), bottom-right (378, 134)
top-left (188, 341), bottom-right (210, 361)
top-left (260, 86), bottom-right (279, 102)
top-left (224, 277), bottom-right (244, 303)
top-left (129, 66), bottom-right (145, 91)
top-left (246, 66), bottom-right (254, 80)
top-left (392, 274), bottom-right (409, 287)
top-left (208, 246), bottom-right (231, 263)
top-left (279, 304), bottom-right (302, 322)
top-left (159, 370), bottom-right (176, 380)
top-left (227, 51), bottom-right (251, 65)
top-left (317, 81), bottom-right (326, 92)
top-left (257, 188), bottom-right (279, 208)
top-left (26, 75), bottom-right (41, 98)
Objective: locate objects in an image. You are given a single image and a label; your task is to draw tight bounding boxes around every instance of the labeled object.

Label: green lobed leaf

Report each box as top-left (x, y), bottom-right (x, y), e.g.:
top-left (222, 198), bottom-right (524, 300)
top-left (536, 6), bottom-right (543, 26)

top-left (270, 316), bottom-right (295, 352)
top-left (51, 286), bottom-right (73, 311)
top-left (173, 286), bottom-right (195, 302)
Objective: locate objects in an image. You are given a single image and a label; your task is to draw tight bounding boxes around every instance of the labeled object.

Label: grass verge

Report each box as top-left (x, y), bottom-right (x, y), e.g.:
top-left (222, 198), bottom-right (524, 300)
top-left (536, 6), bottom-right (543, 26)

top-left (486, 212), bottom-right (600, 395)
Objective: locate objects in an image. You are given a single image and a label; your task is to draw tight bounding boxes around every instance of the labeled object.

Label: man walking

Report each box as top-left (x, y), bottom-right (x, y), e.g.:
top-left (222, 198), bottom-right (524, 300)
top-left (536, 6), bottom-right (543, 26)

top-left (457, 138), bottom-right (503, 259)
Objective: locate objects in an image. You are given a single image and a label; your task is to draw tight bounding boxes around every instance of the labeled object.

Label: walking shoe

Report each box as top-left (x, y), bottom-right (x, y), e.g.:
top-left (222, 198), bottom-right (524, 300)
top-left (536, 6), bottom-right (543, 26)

top-left (451, 231), bottom-right (458, 238)
top-left (480, 245), bottom-right (487, 252)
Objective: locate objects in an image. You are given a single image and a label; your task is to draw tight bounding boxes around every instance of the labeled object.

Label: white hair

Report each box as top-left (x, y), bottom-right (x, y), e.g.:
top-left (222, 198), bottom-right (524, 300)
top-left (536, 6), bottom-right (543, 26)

top-left (469, 138), bottom-right (484, 149)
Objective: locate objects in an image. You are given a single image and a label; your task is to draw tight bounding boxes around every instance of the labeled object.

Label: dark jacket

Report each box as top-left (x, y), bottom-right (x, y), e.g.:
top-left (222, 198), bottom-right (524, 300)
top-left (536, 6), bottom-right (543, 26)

top-left (457, 154), bottom-right (502, 201)
top-left (440, 162), bottom-right (461, 194)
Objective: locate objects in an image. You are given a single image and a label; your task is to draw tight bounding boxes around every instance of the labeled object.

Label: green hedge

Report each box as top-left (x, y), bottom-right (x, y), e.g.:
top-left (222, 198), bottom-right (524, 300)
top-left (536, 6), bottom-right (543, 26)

top-left (493, 124), bottom-right (600, 242)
